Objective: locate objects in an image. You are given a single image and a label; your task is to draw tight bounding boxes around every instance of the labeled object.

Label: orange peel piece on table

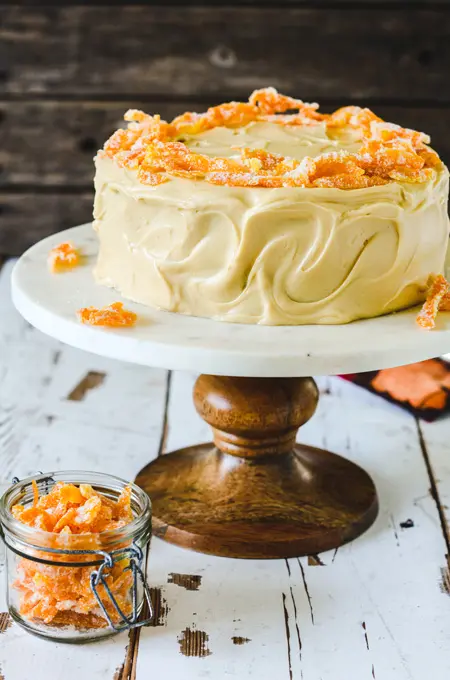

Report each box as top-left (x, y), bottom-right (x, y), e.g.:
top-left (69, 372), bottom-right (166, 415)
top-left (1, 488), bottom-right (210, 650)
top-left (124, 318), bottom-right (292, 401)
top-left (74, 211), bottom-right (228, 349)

top-left (11, 481), bottom-right (135, 628)
top-left (77, 302), bottom-right (137, 328)
top-left (416, 274), bottom-right (450, 330)
top-left (48, 242), bottom-right (80, 273)
top-left (371, 359), bottom-right (450, 411)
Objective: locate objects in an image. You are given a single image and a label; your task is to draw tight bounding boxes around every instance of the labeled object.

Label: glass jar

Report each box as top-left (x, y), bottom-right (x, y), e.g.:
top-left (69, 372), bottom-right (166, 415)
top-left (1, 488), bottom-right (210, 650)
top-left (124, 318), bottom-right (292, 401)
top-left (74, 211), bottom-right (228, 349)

top-left (0, 471), bottom-right (152, 643)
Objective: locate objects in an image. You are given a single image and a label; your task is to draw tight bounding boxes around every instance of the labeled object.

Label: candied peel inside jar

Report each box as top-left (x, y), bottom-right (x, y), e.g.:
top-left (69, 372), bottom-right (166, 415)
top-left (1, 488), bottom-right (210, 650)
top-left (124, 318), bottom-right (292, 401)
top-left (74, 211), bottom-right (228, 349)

top-left (12, 481), bottom-right (133, 629)
top-left (0, 472), bottom-right (152, 642)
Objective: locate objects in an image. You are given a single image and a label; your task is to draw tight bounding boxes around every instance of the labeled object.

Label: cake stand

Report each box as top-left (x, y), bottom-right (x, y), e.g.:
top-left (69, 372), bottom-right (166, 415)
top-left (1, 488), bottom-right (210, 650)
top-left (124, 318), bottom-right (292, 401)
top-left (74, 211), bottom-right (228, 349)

top-left (11, 224), bottom-right (450, 558)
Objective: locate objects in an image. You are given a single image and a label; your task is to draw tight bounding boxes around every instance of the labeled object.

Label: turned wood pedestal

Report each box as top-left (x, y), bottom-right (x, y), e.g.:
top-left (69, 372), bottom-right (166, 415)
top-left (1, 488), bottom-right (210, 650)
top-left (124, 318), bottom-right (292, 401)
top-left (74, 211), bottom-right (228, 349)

top-left (136, 375), bottom-right (378, 558)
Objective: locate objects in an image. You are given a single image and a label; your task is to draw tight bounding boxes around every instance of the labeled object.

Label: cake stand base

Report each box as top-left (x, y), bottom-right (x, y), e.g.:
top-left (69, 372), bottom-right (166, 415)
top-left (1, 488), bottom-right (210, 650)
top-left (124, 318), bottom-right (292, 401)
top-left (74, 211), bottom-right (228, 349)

top-left (136, 375), bottom-right (378, 558)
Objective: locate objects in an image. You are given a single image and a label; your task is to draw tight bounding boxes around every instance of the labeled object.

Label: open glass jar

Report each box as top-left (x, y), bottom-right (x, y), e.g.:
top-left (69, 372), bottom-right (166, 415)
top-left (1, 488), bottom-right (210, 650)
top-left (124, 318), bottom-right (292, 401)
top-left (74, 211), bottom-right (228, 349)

top-left (0, 471), bottom-right (152, 643)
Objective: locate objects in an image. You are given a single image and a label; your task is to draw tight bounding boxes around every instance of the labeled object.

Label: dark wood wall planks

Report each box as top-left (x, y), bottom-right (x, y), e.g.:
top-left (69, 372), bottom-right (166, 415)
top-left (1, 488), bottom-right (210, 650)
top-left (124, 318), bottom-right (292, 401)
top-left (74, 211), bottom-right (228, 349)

top-left (3, 6), bottom-right (450, 99)
top-left (1, 3), bottom-right (450, 255)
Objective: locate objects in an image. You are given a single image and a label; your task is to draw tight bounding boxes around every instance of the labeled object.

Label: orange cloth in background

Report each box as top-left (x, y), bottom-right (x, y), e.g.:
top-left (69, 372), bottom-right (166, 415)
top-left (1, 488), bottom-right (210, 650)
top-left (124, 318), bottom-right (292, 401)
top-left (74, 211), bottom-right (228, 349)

top-left (341, 359), bottom-right (450, 420)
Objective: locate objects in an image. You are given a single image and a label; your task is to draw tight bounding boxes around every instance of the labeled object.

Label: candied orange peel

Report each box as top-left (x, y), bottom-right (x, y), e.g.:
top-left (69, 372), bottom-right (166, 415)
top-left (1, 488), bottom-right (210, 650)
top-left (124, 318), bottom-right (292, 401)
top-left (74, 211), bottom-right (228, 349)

top-left (77, 302), bottom-right (137, 328)
top-left (417, 275), bottom-right (450, 330)
top-left (99, 88), bottom-right (442, 190)
top-left (48, 242), bottom-right (80, 273)
top-left (12, 481), bottom-right (134, 627)
top-left (11, 482), bottom-right (133, 535)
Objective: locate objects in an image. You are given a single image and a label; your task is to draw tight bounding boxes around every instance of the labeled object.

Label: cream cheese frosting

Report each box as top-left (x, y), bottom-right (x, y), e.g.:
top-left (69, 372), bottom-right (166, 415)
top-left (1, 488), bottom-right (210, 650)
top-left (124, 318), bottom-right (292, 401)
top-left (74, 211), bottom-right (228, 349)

top-left (93, 121), bottom-right (450, 325)
top-left (181, 120), bottom-right (363, 161)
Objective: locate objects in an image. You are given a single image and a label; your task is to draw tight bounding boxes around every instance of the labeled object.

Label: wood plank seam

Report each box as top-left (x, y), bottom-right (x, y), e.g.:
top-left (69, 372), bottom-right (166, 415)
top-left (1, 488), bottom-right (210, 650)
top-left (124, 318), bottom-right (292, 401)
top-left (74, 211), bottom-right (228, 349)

top-left (5, 1), bottom-right (450, 8)
top-left (284, 559), bottom-right (303, 678)
top-left (5, 1), bottom-right (450, 6)
top-left (297, 559), bottom-right (315, 624)
top-left (3, 94), bottom-right (450, 106)
top-left (147, 588), bottom-right (169, 627)
top-left (115, 369), bottom-right (172, 678)
top-left (362, 622), bottom-right (376, 678)
top-left (416, 418), bottom-right (450, 550)
top-left (416, 419), bottom-right (450, 596)
top-left (112, 577), bottom-right (170, 677)
top-left (281, 592), bottom-right (293, 680)
top-left (288, 587), bottom-right (302, 662)
top-left (158, 371), bottom-right (172, 457)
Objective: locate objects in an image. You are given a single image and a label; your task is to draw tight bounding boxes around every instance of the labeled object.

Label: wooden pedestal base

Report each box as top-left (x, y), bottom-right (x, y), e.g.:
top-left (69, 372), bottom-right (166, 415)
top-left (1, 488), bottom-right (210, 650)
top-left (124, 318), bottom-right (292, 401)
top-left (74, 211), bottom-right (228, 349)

top-left (136, 376), bottom-right (378, 559)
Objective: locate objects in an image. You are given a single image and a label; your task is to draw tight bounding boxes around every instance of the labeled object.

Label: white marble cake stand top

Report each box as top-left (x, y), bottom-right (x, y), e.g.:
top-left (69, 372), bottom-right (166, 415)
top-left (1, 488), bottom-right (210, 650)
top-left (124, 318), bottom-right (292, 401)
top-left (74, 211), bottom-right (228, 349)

top-left (11, 224), bottom-right (450, 377)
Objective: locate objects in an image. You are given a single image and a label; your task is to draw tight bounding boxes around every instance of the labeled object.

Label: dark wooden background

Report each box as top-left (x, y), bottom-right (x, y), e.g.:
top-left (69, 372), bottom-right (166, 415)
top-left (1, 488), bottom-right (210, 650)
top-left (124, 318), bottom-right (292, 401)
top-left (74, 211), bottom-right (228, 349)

top-left (1, 2), bottom-right (450, 255)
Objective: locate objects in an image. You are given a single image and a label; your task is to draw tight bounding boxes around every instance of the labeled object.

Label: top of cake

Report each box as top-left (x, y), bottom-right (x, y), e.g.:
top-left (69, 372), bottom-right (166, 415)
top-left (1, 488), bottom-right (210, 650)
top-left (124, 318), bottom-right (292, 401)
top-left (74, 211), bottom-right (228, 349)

top-left (99, 87), bottom-right (444, 190)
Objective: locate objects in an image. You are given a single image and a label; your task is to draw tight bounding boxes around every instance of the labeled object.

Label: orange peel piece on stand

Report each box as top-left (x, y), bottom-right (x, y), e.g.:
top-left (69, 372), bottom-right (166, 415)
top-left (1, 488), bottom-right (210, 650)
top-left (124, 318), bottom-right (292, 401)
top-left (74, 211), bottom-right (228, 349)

top-left (48, 242), bottom-right (80, 273)
top-left (416, 274), bottom-right (450, 330)
top-left (77, 302), bottom-right (137, 328)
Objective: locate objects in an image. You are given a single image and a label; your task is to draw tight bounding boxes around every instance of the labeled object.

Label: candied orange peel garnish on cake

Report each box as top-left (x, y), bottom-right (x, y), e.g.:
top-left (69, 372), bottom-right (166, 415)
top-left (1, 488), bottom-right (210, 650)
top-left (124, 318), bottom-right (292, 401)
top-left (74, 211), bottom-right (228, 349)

top-left (11, 481), bottom-right (134, 627)
top-left (48, 242), bottom-right (81, 273)
top-left (416, 275), bottom-right (450, 330)
top-left (77, 302), bottom-right (137, 328)
top-left (98, 87), bottom-right (443, 189)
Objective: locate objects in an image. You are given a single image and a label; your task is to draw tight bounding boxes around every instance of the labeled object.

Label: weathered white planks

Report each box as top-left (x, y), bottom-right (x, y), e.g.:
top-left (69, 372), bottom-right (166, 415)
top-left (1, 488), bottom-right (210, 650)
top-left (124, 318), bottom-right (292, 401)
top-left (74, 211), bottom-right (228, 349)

top-left (1, 258), bottom-right (450, 680)
top-left (291, 378), bottom-right (450, 680)
top-left (418, 416), bottom-right (450, 543)
top-left (134, 372), bottom-right (450, 680)
top-left (416, 413), bottom-right (450, 601)
top-left (0, 260), bottom-right (168, 680)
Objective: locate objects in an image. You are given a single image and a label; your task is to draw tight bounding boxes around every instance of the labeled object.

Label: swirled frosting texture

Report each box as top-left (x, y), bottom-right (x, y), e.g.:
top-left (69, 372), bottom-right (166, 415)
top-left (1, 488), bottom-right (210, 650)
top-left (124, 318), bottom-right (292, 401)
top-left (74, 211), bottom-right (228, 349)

top-left (93, 123), bottom-right (450, 325)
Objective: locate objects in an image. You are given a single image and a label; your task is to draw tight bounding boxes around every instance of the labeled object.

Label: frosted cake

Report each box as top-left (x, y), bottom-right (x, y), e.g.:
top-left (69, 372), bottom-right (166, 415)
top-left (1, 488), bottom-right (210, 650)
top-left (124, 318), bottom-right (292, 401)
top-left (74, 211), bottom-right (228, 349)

top-left (93, 88), bottom-right (449, 325)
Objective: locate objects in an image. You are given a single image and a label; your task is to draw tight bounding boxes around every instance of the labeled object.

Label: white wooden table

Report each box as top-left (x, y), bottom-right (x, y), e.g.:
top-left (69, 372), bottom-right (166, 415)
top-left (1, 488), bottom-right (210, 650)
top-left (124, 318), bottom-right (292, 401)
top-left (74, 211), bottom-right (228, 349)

top-left (1, 257), bottom-right (450, 680)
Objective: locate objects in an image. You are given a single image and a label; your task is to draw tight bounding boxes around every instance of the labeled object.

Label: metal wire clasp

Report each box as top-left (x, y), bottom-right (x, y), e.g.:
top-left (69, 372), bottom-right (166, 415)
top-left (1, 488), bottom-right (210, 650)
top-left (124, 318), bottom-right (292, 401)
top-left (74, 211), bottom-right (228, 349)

top-left (90, 543), bottom-right (153, 631)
